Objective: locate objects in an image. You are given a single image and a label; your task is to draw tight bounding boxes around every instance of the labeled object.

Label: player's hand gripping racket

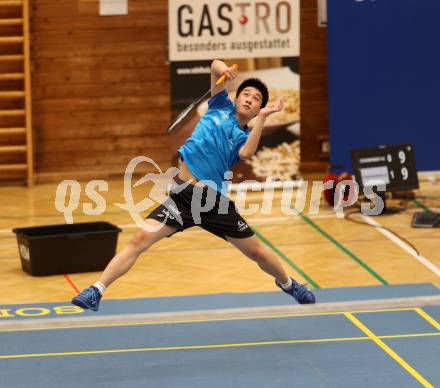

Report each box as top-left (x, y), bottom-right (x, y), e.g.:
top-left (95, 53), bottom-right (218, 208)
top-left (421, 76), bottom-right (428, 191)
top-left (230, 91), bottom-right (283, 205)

top-left (166, 64), bottom-right (238, 133)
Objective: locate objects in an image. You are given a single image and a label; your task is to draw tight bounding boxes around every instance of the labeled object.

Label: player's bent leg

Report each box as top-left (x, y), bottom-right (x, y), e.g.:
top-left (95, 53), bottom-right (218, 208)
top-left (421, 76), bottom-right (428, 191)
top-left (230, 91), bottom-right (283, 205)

top-left (226, 235), bottom-right (289, 283)
top-left (226, 234), bottom-right (316, 304)
top-left (98, 219), bottom-right (177, 287)
top-left (72, 219), bottom-right (177, 311)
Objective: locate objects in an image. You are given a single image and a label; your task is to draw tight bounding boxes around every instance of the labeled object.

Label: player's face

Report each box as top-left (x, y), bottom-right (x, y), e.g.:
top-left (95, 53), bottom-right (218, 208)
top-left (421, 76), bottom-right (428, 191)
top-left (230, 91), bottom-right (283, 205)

top-left (235, 87), bottom-right (262, 119)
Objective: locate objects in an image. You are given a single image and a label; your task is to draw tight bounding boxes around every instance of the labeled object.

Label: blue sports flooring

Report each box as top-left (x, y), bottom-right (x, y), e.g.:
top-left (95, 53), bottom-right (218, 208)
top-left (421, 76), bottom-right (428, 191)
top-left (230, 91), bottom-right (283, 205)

top-left (0, 284), bottom-right (439, 388)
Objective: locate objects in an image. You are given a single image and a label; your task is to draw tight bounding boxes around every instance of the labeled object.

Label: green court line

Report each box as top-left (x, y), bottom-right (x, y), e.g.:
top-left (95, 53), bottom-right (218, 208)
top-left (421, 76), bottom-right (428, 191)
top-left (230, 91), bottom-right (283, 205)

top-left (298, 213), bottom-right (389, 285)
top-left (252, 228), bottom-right (320, 288)
top-left (413, 199), bottom-right (432, 212)
top-left (1, 332), bottom-right (439, 359)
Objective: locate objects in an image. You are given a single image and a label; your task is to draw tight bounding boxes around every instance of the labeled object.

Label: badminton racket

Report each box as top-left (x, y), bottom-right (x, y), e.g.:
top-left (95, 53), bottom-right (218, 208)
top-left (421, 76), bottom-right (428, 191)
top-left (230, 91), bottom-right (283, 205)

top-left (166, 64), bottom-right (238, 133)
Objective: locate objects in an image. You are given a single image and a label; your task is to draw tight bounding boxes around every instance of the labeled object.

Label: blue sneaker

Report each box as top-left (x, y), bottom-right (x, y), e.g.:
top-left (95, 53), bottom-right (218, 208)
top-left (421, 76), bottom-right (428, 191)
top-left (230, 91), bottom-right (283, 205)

top-left (71, 286), bottom-right (102, 311)
top-left (276, 277), bottom-right (316, 304)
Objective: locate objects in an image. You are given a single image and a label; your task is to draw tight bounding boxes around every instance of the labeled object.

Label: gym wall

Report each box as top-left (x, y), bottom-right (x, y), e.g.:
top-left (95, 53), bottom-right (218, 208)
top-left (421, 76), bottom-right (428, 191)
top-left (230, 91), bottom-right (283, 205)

top-left (328, 0), bottom-right (440, 173)
top-left (28, 0), bottom-right (329, 182)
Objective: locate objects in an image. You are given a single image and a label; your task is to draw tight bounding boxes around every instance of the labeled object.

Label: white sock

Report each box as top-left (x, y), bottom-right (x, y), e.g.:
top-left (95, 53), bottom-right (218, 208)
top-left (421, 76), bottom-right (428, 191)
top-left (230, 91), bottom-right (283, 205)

top-left (280, 277), bottom-right (293, 290)
top-left (93, 281), bottom-right (106, 295)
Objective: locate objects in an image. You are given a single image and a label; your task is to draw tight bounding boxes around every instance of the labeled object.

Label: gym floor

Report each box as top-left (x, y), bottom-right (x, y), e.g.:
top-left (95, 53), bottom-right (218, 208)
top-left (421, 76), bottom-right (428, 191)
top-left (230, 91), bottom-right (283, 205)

top-left (0, 178), bottom-right (439, 387)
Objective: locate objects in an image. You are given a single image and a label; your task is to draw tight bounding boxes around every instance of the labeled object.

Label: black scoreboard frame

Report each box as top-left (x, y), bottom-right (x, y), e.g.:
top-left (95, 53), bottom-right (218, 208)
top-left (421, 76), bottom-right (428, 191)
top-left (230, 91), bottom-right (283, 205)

top-left (351, 144), bottom-right (419, 193)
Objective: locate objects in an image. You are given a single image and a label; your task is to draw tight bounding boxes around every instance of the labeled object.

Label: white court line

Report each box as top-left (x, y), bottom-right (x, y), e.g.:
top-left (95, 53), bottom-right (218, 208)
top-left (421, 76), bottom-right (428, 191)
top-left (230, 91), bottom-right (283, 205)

top-left (3, 210), bottom-right (438, 236)
top-left (249, 213), bottom-right (336, 223)
top-left (0, 213), bottom-right (337, 235)
top-left (118, 213), bottom-right (337, 229)
top-left (360, 214), bottom-right (440, 278)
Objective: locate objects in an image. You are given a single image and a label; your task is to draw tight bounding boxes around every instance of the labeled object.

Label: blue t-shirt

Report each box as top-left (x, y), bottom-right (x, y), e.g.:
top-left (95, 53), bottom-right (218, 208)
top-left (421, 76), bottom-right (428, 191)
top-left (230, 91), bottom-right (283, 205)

top-left (178, 90), bottom-right (249, 194)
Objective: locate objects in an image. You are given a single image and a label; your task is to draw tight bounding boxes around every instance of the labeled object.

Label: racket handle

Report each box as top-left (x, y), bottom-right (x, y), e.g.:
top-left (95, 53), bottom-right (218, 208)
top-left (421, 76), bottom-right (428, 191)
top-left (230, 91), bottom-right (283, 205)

top-left (216, 64), bottom-right (238, 86)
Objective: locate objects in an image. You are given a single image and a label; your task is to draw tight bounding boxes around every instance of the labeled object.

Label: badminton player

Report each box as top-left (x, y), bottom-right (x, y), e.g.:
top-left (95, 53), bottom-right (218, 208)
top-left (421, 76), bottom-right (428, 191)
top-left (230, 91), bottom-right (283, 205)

top-left (72, 59), bottom-right (316, 311)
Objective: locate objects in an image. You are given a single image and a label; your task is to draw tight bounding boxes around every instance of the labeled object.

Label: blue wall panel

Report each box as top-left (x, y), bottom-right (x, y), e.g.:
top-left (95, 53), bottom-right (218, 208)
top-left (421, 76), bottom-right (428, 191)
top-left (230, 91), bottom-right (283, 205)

top-left (328, 0), bottom-right (440, 172)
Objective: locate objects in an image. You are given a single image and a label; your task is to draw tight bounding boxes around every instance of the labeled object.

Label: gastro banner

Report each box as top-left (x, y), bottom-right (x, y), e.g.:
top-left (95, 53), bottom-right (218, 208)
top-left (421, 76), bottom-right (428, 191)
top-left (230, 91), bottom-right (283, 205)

top-left (168, 1), bottom-right (299, 61)
top-left (168, 0), bottom-right (301, 183)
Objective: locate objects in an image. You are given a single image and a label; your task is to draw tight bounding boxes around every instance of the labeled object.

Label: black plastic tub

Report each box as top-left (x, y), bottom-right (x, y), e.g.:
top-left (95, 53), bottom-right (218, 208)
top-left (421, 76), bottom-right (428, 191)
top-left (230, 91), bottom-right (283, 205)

top-left (13, 222), bottom-right (122, 276)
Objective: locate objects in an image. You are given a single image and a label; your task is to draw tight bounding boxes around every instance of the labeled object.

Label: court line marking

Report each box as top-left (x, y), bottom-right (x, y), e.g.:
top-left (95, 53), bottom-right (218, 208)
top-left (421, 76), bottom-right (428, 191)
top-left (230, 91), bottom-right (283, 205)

top-left (121, 214), bottom-right (339, 228)
top-left (0, 213), bottom-right (322, 291)
top-left (252, 227), bottom-right (320, 288)
top-left (414, 308), bottom-right (440, 331)
top-left (0, 307), bottom-right (430, 333)
top-left (413, 199), bottom-right (432, 213)
top-left (344, 312), bottom-right (434, 388)
top-left (0, 200), bottom-right (437, 235)
top-left (360, 214), bottom-right (440, 278)
top-left (1, 332), bottom-right (439, 360)
top-left (380, 332), bottom-right (440, 340)
top-left (295, 211), bottom-right (389, 285)
top-left (0, 214), bottom-right (339, 235)
top-left (63, 274), bottom-right (79, 294)
top-left (3, 209), bottom-right (439, 236)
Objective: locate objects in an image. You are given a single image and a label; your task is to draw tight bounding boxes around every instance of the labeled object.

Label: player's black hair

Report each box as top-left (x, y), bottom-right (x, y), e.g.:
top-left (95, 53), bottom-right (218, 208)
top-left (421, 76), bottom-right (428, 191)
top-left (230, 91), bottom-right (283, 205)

top-left (235, 78), bottom-right (269, 108)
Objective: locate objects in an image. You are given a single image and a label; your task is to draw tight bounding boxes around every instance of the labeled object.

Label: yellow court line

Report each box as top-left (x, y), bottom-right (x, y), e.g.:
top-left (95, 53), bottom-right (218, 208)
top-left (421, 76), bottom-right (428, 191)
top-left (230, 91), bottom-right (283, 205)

top-left (0, 307), bottom-right (418, 333)
top-left (380, 332), bottom-right (440, 340)
top-left (1, 332), bottom-right (440, 360)
top-left (0, 336), bottom-right (368, 359)
top-left (344, 312), bottom-right (434, 388)
top-left (414, 308), bottom-right (440, 331)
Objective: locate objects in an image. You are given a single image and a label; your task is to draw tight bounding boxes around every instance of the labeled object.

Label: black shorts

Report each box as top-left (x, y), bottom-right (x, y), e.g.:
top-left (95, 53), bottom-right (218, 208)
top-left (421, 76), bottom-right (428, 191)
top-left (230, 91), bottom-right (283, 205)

top-left (146, 178), bottom-right (254, 240)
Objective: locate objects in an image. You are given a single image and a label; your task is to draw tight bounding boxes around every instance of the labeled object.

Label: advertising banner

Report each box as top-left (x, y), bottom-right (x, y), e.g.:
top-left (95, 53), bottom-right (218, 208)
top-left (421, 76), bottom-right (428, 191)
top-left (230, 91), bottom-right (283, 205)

top-left (169, 0), bottom-right (301, 182)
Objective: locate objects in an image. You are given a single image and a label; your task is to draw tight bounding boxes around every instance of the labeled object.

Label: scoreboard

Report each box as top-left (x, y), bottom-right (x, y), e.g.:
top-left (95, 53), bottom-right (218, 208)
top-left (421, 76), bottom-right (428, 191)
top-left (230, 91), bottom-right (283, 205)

top-left (351, 144), bottom-right (419, 192)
